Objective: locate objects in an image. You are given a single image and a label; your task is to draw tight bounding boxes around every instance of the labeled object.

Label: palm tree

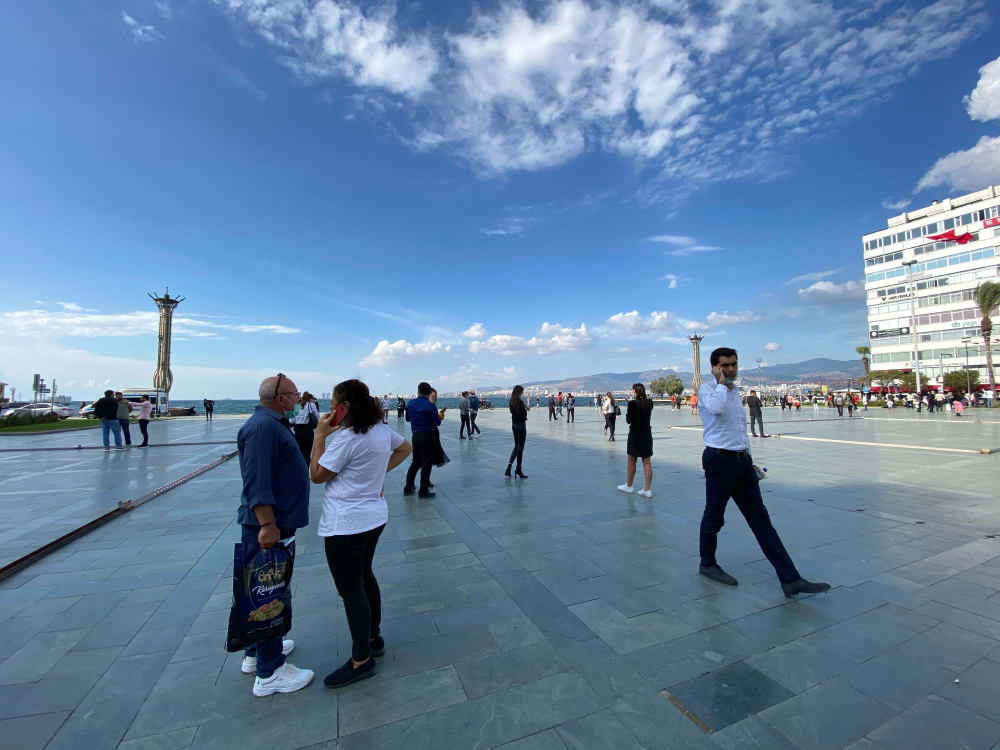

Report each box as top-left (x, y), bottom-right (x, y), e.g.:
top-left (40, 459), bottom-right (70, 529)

top-left (855, 345), bottom-right (871, 386)
top-left (974, 281), bottom-right (1000, 405)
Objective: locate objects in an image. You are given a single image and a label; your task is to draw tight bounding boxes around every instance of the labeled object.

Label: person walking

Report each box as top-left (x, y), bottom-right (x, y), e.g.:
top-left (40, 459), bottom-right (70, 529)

top-left (396, 396), bottom-right (405, 419)
top-left (505, 385), bottom-right (529, 479)
top-left (812, 395), bottom-right (819, 412)
top-left (237, 374), bottom-right (314, 696)
top-left (380, 395), bottom-right (390, 424)
top-left (94, 390), bottom-right (123, 450)
top-left (697, 348), bottom-right (831, 597)
top-left (403, 382), bottom-right (440, 498)
top-left (468, 390), bottom-right (481, 437)
top-left (690, 392), bottom-right (698, 414)
top-left (459, 391), bottom-right (471, 439)
top-left (834, 394), bottom-right (844, 416)
top-left (115, 392), bottom-right (133, 447)
top-left (603, 392), bottom-right (617, 441)
top-left (291, 391), bottom-right (320, 463)
top-left (746, 389), bottom-right (766, 438)
top-left (566, 393), bottom-right (575, 423)
top-left (135, 394), bottom-right (153, 447)
top-left (204, 398), bottom-right (215, 421)
top-left (310, 378), bottom-right (412, 688)
top-left (548, 394), bottom-right (558, 421)
top-left (846, 396), bottom-right (854, 417)
top-left (619, 382), bottom-right (654, 497)
top-left (556, 392), bottom-right (563, 417)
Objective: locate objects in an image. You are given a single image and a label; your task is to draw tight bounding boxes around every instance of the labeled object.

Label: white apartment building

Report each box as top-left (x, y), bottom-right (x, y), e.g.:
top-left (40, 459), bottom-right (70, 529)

top-left (863, 184), bottom-right (1000, 387)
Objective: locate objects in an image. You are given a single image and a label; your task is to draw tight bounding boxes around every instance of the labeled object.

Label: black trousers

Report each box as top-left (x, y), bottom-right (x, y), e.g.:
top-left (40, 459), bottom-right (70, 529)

top-left (324, 524), bottom-right (384, 662)
top-left (548, 405), bottom-right (557, 420)
top-left (118, 418), bottom-right (132, 445)
top-left (750, 412), bottom-right (763, 435)
top-left (836, 405), bottom-right (843, 416)
top-left (700, 449), bottom-right (799, 583)
top-left (397, 406), bottom-right (404, 418)
top-left (509, 423), bottom-right (526, 468)
top-left (605, 414), bottom-right (616, 438)
top-left (566, 407), bottom-right (574, 423)
top-left (293, 423), bottom-right (315, 463)
top-left (469, 412), bottom-right (480, 434)
top-left (138, 419), bottom-right (149, 446)
top-left (405, 431), bottom-right (435, 493)
top-left (460, 413), bottom-right (471, 437)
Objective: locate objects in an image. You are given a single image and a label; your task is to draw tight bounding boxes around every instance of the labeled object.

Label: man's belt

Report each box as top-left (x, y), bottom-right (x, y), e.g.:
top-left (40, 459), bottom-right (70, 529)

top-left (705, 447), bottom-right (750, 458)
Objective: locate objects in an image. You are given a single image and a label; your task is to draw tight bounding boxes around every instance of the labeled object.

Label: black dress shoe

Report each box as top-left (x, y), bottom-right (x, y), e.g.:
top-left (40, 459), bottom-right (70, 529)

top-left (418, 491), bottom-right (436, 499)
top-left (324, 656), bottom-right (377, 688)
top-left (781, 579), bottom-right (831, 597)
top-left (699, 564), bottom-right (738, 586)
top-left (403, 487), bottom-right (416, 496)
top-left (369, 636), bottom-right (385, 657)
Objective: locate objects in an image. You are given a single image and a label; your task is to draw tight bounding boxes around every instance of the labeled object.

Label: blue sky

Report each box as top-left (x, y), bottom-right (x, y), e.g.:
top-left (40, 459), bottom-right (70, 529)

top-left (2, 0), bottom-right (999, 399)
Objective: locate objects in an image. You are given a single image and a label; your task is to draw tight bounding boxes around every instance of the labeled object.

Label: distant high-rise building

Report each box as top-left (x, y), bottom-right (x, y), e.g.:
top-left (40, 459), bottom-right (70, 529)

top-left (863, 185), bottom-right (1000, 387)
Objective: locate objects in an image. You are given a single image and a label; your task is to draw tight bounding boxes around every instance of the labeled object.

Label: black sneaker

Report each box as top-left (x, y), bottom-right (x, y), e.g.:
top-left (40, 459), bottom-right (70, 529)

top-left (699, 564), bottom-right (738, 586)
top-left (369, 636), bottom-right (385, 657)
top-left (324, 657), bottom-right (377, 688)
top-left (418, 491), bottom-right (436, 499)
top-left (403, 487), bottom-right (416, 496)
top-left (781, 579), bottom-right (831, 597)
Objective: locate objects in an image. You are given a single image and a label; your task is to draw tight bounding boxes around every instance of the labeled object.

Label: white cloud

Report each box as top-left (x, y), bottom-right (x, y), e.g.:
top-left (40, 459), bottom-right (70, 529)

top-left (765, 342), bottom-right (782, 351)
top-left (462, 323), bottom-right (487, 339)
top-left (797, 280), bottom-right (866, 304)
top-left (682, 321), bottom-right (703, 331)
top-left (916, 135), bottom-right (1000, 193)
top-left (784, 269), bottom-right (841, 285)
top-left (481, 219), bottom-right (524, 236)
top-left (359, 339), bottom-right (451, 367)
top-left (705, 310), bottom-right (760, 325)
top-left (917, 54), bottom-right (1000, 193)
top-left (121, 10), bottom-right (163, 43)
top-left (966, 55), bottom-right (1000, 122)
top-left (649, 235), bottom-right (720, 257)
top-left (215, 0), bottom-right (985, 192)
top-left (155, 1), bottom-right (172, 20)
top-left (604, 310), bottom-right (676, 336)
top-left (659, 273), bottom-right (685, 288)
top-left (468, 322), bottom-right (594, 355)
top-left (881, 198), bottom-right (911, 211)
top-left (0, 308), bottom-right (300, 340)
top-left (649, 235), bottom-right (695, 247)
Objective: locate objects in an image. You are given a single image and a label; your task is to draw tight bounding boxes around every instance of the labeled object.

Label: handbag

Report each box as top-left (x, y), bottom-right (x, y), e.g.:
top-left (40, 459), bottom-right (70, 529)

top-left (308, 405), bottom-right (319, 428)
top-left (225, 539), bottom-right (295, 652)
top-left (615, 404), bottom-right (621, 417)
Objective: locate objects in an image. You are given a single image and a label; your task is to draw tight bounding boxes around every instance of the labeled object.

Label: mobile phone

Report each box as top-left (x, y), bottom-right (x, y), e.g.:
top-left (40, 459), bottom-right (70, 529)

top-left (331, 403), bottom-right (349, 427)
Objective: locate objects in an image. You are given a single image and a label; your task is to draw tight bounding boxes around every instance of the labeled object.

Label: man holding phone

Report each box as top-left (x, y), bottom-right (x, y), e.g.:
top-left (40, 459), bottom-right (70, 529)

top-left (697, 348), bottom-right (830, 598)
top-left (403, 382), bottom-right (441, 498)
top-left (236, 374), bottom-right (314, 696)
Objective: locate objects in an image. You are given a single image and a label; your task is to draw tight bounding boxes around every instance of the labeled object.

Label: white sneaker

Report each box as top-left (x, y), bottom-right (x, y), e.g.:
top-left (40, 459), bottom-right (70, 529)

top-left (252, 662), bottom-right (314, 696)
top-left (637, 489), bottom-right (653, 498)
top-left (242, 639), bottom-right (295, 674)
top-left (617, 484), bottom-right (634, 494)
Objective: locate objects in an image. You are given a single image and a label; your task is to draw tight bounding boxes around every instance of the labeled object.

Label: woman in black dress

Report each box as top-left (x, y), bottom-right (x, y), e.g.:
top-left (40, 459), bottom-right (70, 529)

top-left (505, 385), bottom-right (529, 478)
top-left (619, 382), bottom-right (654, 497)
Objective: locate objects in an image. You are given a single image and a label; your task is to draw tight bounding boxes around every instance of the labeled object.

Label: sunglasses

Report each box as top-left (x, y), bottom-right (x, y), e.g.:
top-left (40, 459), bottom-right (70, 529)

top-left (274, 373), bottom-right (300, 401)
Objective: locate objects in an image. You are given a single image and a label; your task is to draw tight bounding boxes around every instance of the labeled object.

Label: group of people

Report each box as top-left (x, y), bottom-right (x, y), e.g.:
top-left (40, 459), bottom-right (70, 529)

top-left (544, 391), bottom-right (576, 421)
top-left (233, 346), bottom-right (830, 698)
top-left (92, 390), bottom-right (154, 449)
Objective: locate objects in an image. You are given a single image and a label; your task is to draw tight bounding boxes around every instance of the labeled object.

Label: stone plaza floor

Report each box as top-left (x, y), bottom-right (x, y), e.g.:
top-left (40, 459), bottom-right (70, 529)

top-left (1, 405), bottom-right (999, 750)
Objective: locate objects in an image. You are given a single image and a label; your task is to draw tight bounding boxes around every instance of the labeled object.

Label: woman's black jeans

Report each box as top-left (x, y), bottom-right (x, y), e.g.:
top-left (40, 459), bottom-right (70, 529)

top-left (324, 524), bottom-right (385, 662)
top-left (509, 423), bottom-right (526, 468)
top-left (605, 413), bottom-right (616, 439)
top-left (293, 423), bottom-right (314, 463)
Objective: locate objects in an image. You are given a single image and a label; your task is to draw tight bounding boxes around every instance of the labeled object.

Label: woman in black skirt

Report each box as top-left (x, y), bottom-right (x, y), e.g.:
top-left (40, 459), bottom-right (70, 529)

top-left (618, 382), bottom-right (654, 497)
top-left (505, 385), bottom-right (529, 478)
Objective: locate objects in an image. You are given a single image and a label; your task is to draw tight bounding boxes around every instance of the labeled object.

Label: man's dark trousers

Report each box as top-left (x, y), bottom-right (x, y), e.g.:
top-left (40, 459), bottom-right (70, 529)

top-left (750, 412), bottom-right (763, 436)
top-left (548, 405), bottom-right (557, 420)
top-left (699, 449), bottom-right (799, 584)
top-left (469, 412), bottom-right (480, 435)
top-left (405, 432), bottom-right (435, 493)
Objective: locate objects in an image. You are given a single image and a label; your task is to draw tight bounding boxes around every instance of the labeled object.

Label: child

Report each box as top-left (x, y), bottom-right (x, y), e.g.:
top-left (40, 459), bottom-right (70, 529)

top-left (954, 398), bottom-right (964, 417)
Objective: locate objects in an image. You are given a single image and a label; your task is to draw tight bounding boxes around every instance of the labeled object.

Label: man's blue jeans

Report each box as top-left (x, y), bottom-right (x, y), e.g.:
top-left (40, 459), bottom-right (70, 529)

top-left (241, 524), bottom-right (293, 679)
top-left (101, 419), bottom-right (123, 448)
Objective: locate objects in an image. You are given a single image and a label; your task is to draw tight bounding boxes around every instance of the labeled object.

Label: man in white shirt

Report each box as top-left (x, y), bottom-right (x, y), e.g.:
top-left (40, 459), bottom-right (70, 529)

top-left (697, 347), bottom-right (830, 597)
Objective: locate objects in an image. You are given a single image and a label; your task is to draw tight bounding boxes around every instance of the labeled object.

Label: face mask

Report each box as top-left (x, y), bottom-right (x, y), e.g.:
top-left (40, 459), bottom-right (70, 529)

top-left (724, 376), bottom-right (737, 384)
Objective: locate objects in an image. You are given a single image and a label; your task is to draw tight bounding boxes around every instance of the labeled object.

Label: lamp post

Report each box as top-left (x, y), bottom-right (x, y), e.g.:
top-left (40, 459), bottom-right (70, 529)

top-left (901, 260), bottom-right (923, 402)
top-left (961, 337), bottom-right (972, 398)
top-left (756, 357), bottom-right (762, 396)
top-left (939, 353), bottom-right (953, 396)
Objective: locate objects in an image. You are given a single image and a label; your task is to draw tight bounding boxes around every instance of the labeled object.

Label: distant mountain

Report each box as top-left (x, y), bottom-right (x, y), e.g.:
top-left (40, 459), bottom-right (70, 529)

top-left (520, 358), bottom-right (864, 392)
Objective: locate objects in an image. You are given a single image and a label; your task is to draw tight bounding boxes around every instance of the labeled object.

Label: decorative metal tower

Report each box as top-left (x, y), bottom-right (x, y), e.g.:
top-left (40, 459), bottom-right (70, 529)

top-left (149, 288), bottom-right (185, 407)
top-left (688, 333), bottom-right (705, 392)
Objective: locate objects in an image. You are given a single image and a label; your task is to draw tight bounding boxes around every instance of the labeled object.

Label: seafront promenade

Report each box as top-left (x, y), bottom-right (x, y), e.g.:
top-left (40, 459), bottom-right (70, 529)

top-left (1, 407), bottom-right (998, 750)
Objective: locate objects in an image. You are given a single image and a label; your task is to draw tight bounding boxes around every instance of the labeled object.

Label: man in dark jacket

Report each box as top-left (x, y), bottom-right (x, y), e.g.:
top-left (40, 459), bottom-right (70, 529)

top-left (746, 390), bottom-right (766, 437)
top-left (94, 390), bottom-right (123, 450)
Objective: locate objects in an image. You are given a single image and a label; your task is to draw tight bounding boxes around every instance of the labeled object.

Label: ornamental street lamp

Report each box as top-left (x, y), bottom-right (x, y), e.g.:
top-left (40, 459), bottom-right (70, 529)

top-left (961, 337), bottom-right (972, 396)
top-left (902, 260), bottom-right (923, 399)
top-left (756, 358), bottom-right (763, 395)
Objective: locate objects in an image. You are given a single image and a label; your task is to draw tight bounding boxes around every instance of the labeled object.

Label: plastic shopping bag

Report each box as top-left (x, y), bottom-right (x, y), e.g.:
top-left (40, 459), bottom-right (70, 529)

top-left (225, 538), bottom-right (295, 653)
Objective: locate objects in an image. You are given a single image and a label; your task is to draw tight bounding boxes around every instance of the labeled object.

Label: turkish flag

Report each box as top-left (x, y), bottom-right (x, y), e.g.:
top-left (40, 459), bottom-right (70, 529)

top-left (927, 229), bottom-right (974, 244)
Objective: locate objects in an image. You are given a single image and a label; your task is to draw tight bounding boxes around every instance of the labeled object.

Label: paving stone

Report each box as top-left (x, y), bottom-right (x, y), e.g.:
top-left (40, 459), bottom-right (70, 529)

top-left (745, 634), bottom-right (861, 693)
top-left (431, 596), bottom-right (524, 634)
top-left (495, 570), bottom-right (598, 647)
top-left (0, 711), bottom-right (70, 750)
top-left (391, 625), bottom-right (501, 677)
top-left (118, 727), bottom-right (197, 750)
top-left (0, 628), bottom-right (89, 685)
top-left (933, 659), bottom-right (1000, 722)
top-left (494, 728), bottom-right (569, 750)
top-left (839, 649), bottom-right (956, 711)
top-left (4, 646), bottom-right (121, 717)
top-left (150, 653), bottom-right (227, 696)
top-left (710, 714), bottom-right (801, 750)
top-left (126, 674), bottom-right (256, 739)
top-left (636, 624), bottom-right (764, 688)
top-left (896, 622), bottom-right (999, 672)
top-left (867, 603), bottom-right (941, 633)
top-left (187, 695), bottom-right (338, 750)
top-left (759, 679), bottom-right (897, 750)
top-left (665, 661), bottom-right (794, 731)
top-left (455, 641), bottom-right (571, 699)
top-left (487, 616), bottom-right (548, 651)
top-left (554, 708), bottom-right (644, 750)
top-left (868, 694), bottom-right (1000, 750)
top-left (338, 664), bottom-right (467, 735)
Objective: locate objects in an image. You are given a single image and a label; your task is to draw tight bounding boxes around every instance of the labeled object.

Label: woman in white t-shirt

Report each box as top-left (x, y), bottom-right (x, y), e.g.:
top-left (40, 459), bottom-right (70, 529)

top-left (309, 379), bottom-right (412, 689)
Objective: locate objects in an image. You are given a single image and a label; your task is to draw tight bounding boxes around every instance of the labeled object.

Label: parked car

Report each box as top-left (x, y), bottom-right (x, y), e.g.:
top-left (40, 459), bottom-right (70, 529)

top-left (79, 404), bottom-right (96, 419)
top-left (4, 402), bottom-right (74, 419)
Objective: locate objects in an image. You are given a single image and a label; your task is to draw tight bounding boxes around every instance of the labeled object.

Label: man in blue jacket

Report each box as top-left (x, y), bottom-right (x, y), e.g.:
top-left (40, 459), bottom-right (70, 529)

top-left (468, 390), bottom-right (481, 438)
top-left (404, 382), bottom-right (441, 498)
